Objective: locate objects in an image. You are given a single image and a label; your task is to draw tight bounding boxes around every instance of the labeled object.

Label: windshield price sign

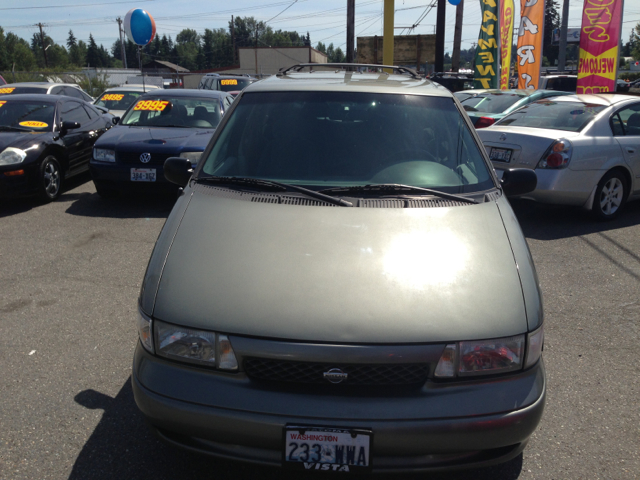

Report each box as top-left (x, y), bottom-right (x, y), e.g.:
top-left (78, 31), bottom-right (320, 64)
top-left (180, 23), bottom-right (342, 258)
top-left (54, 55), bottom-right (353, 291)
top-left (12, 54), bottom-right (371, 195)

top-left (19, 121), bottom-right (48, 128)
top-left (0, 101), bottom-right (6, 107)
top-left (134, 100), bottom-right (170, 111)
top-left (221, 79), bottom-right (238, 86)
top-left (0, 87), bottom-right (15, 94)
top-left (102, 94), bottom-right (125, 101)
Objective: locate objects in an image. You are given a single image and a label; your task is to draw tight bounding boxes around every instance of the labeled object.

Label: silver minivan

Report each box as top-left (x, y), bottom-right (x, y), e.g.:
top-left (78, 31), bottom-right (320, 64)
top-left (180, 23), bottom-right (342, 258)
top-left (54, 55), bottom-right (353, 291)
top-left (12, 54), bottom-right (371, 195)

top-left (133, 64), bottom-right (545, 473)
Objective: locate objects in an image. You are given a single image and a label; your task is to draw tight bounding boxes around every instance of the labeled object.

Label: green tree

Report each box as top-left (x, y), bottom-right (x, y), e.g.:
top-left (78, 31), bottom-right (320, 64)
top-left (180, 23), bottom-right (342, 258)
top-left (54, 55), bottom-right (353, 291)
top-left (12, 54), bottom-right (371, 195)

top-left (543, 0), bottom-right (560, 67)
top-left (86, 34), bottom-right (101, 67)
top-left (0, 27), bottom-right (7, 70)
top-left (176, 28), bottom-right (200, 46)
top-left (5, 32), bottom-right (37, 71)
top-left (631, 22), bottom-right (640, 60)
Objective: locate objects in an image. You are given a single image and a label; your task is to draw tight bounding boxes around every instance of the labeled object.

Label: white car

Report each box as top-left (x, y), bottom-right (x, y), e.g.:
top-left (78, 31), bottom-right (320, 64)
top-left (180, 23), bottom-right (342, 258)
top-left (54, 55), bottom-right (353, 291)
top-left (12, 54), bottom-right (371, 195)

top-left (478, 94), bottom-right (640, 220)
top-left (93, 85), bottom-right (160, 118)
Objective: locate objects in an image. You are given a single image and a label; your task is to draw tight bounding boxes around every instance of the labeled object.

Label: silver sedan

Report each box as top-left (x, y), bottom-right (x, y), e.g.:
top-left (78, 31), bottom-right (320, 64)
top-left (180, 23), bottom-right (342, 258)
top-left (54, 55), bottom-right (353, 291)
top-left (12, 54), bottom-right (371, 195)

top-left (478, 94), bottom-right (640, 220)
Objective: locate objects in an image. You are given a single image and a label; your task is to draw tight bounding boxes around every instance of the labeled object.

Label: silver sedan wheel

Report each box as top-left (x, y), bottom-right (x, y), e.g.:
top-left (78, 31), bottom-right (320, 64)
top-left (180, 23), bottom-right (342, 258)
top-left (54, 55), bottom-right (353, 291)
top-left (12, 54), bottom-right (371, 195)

top-left (599, 177), bottom-right (623, 216)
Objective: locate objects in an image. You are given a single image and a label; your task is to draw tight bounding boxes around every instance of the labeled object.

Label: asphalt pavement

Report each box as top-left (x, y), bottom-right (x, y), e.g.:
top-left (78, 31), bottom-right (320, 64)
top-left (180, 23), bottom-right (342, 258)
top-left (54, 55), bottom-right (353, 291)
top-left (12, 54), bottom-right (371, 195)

top-left (0, 174), bottom-right (638, 480)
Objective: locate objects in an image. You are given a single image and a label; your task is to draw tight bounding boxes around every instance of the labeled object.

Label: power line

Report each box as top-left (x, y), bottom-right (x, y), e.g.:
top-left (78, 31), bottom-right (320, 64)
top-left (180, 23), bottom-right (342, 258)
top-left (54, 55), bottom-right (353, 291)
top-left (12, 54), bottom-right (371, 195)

top-left (0, 0), bottom-right (153, 10)
top-left (265, 0), bottom-right (299, 23)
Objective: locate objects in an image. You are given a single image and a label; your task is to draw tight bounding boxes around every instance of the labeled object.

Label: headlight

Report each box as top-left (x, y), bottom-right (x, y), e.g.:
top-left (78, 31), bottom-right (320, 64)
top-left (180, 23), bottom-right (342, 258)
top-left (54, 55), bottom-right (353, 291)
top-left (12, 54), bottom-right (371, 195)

top-left (154, 319), bottom-right (238, 370)
top-left (93, 148), bottom-right (115, 163)
top-left (179, 151), bottom-right (202, 164)
top-left (0, 147), bottom-right (27, 165)
top-left (137, 309), bottom-right (153, 353)
top-left (435, 334), bottom-right (527, 378)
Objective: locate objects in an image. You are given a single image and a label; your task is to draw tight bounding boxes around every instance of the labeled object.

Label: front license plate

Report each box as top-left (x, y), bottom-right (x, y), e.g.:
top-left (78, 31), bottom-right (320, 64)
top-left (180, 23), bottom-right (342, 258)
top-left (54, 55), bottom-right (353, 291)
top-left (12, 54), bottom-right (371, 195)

top-left (130, 168), bottom-right (156, 182)
top-left (283, 425), bottom-right (372, 473)
top-left (489, 147), bottom-right (512, 162)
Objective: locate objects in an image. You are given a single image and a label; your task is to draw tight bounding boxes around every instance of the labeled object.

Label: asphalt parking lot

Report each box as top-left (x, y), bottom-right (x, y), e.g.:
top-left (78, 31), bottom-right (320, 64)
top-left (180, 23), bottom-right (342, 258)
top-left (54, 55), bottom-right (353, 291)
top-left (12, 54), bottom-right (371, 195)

top-left (1, 173), bottom-right (638, 480)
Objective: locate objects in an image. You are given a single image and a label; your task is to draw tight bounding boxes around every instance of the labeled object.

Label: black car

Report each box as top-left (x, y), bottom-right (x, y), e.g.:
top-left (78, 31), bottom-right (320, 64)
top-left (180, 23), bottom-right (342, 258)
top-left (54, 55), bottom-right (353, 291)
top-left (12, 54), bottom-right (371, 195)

top-left (90, 89), bottom-right (234, 198)
top-left (0, 94), bottom-right (112, 201)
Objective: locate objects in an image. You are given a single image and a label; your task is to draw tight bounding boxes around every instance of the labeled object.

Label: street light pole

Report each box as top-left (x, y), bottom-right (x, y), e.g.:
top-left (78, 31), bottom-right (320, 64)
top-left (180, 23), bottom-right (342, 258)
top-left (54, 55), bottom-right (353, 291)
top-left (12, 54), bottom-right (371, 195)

top-left (382, 0), bottom-right (394, 71)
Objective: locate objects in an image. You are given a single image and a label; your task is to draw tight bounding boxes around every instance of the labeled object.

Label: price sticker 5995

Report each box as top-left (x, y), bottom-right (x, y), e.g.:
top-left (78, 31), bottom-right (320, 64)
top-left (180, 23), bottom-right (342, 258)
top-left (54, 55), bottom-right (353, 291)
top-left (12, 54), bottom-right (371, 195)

top-left (134, 100), bottom-right (170, 111)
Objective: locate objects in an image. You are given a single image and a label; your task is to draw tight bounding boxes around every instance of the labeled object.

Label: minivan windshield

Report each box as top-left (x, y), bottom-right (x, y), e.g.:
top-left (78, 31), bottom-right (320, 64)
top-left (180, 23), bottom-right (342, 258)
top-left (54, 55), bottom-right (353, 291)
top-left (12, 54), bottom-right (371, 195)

top-left (120, 96), bottom-right (222, 128)
top-left (496, 100), bottom-right (606, 131)
top-left (201, 91), bottom-right (493, 193)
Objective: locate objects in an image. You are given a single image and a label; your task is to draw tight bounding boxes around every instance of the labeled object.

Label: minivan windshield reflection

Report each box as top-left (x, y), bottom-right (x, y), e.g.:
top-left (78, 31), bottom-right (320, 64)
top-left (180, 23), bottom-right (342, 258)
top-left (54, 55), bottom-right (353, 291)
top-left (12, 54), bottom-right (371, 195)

top-left (201, 92), bottom-right (493, 194)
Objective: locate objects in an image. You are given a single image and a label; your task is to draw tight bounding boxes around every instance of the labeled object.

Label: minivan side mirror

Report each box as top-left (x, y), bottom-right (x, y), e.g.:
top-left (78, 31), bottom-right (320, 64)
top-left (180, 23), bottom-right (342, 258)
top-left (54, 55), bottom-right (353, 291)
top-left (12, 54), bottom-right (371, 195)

top-left (112, 116), bottom-right (120, 125)
top-left (164, 157), bottom-right (192, 187)
top-left (500, 168), bottom-right (537, 197)
top-left (60, 121), bottom-right (81, 136)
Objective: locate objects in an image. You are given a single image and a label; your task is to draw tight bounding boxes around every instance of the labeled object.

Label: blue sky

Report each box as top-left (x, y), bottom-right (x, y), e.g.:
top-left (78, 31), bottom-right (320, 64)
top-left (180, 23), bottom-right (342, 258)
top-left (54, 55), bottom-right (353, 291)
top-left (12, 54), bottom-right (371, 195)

top-left (1, 0), bottom-right (638, 58)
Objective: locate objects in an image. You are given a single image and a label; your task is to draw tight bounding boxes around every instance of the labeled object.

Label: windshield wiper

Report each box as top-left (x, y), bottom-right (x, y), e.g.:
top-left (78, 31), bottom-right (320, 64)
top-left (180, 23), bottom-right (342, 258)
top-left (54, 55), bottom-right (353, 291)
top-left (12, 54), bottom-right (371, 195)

top-left (0, 125), bottom-right (29, 132)
top-left (319, 184), bottom-right (478, 204)
top-left (197, 176), bottom-right (353, 207)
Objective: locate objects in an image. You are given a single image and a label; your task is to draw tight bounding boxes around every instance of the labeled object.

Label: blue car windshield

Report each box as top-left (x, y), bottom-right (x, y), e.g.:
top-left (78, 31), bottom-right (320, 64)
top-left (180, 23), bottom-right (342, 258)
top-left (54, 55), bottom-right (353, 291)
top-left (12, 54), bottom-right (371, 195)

top-left (120, 97), bottom-right (222, 128)
top-left (201, 91), bottom-right (494, 194)
top-left (0, 100), bottom-right (55, 131)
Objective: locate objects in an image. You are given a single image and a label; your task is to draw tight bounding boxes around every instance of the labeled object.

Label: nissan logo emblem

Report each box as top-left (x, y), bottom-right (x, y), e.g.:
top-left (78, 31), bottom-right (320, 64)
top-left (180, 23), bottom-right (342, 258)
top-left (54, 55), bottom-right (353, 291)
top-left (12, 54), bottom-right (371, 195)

top-left (499, 133), bottom-right (507, 141)
top-left (140, 152), bottom-right (151, 163)
top-left (323, 368), bottom-right (348, 384)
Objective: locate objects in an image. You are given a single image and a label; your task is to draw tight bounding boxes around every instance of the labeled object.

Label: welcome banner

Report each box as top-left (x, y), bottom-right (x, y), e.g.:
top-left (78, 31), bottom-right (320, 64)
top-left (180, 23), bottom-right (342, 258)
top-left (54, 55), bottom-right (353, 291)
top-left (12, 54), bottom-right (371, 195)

top-left (516, 0), bottom-right (544, 89)
top-left (576, 0), bottom-right (624, 94)
top-left (473, 0), bottom-right (500, 89)
top-left (499, 0), bottom-right (515, 89)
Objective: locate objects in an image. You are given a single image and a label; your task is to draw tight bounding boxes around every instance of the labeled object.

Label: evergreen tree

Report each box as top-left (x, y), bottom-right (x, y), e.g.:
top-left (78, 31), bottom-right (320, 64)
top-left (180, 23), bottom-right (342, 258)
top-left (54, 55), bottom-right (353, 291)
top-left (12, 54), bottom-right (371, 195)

top-left (543, 0), bottom-right (561, 67)
top-left (86, 34), bottom-right (101, 67)
top-left (67, 30), bottom-right (77, 50)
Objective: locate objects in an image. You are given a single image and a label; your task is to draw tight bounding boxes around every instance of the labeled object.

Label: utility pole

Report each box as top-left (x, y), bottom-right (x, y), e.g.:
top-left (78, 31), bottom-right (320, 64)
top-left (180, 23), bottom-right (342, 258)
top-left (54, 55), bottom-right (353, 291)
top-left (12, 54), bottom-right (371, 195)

top-left (346, 0), bottom-right (355, 63)
top-left (451, 0), bottom-right (464, 72)
top-left (231, 15), bottom-right (236, 65)
top-left (116, 17), bottom-right (128, 69)
top-left (37, 23), bottom-right (48, 69)
top-left (557, 0), bottom-right (570, 72)
top-left (382, 0), bottom-right (394, 71)
top-left (435, 0), bottom-right (446, 72)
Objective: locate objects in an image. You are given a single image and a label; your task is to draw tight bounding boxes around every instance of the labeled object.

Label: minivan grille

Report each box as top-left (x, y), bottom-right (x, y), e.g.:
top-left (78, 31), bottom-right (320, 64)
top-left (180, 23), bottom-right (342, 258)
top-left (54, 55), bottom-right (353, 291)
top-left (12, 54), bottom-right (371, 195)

top-left (243, 358), bottom-right (429, 385)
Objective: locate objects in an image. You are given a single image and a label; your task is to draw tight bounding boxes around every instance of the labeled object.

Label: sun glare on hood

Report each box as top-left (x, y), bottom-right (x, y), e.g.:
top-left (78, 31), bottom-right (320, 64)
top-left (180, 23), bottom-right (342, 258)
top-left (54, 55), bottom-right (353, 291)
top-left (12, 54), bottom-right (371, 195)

top-left (383, 230), bottom-right (470, 290)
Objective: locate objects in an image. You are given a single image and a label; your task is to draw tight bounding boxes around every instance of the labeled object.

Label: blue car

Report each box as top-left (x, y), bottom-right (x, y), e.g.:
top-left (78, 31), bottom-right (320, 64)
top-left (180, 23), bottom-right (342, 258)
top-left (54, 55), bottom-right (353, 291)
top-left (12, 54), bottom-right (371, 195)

top-left (90, 89), bottom-right (234, 197)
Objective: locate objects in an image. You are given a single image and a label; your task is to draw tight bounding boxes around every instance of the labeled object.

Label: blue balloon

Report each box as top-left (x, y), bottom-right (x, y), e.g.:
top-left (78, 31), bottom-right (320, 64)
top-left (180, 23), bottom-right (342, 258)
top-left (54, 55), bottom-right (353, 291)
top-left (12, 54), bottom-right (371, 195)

top-left (124, 8), bottom-right (156, 46)
top-left (448, 0), bottom-right (462, 5)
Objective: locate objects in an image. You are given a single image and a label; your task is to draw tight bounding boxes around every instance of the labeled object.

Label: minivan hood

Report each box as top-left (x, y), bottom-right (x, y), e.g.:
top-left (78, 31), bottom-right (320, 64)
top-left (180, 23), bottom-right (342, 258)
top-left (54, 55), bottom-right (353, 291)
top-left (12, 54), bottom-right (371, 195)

top-left (153, 190), bottom-right (527, 343)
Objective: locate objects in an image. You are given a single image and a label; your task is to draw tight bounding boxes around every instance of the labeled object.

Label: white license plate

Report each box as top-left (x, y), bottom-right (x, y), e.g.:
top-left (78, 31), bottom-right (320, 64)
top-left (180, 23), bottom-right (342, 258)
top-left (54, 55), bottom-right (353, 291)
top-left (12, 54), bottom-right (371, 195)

top-left (283, 426), bottom-right (372, 472)
top-left (130, 168), bottom-right (156, 182)
top-left (490, 147), bottom-right (512, 162)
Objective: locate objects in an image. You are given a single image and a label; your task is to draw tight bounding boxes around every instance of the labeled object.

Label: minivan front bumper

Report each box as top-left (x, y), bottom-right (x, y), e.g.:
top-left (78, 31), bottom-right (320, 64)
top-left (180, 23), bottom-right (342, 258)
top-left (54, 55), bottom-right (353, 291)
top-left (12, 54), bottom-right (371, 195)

top-left (132, 342), bottom-right (546, 472)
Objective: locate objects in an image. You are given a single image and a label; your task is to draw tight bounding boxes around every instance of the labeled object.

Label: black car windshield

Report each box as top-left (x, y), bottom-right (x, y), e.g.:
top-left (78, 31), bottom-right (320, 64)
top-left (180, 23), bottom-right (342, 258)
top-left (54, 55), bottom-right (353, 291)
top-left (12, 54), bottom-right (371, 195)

top-left (218, 78), bottom-right (252, 92)
top-left (461, 92), bottom-right (525, 113)
top-left (496, 100), bottom-right (606, 132)
top-left (0, 100), bottom-right (55, 131)
top-left (201, 91), bottom-right (493, 194)
top-left (95, 91), bottom-right (143, 111)
top-left (120, 97), bottom-right (222, 128)
top-left (0, 87), bottom-right (48, 95)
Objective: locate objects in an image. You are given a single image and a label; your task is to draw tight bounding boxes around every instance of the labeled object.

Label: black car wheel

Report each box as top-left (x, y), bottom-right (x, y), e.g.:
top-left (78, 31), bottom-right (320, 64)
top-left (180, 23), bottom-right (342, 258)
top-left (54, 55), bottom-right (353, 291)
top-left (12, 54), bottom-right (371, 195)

top-left (592, 170), bottom-right (627, 221)
top-left (39, 156), bottom-right (62, 201)
top-left (94, 180), bottom-right (120, 199)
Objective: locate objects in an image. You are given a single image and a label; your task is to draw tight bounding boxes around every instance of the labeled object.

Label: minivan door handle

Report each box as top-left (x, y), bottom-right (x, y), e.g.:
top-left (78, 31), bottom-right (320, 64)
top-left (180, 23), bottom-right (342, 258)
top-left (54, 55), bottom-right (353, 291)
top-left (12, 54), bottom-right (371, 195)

top-left (627, 147), bottom-right (637, 154)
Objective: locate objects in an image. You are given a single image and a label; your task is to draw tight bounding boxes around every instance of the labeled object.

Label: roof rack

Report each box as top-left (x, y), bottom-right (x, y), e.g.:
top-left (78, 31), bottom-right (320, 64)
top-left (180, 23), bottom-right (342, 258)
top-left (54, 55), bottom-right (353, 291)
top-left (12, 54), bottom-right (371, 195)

top-left (277, 63), bottom-right (421, 79)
